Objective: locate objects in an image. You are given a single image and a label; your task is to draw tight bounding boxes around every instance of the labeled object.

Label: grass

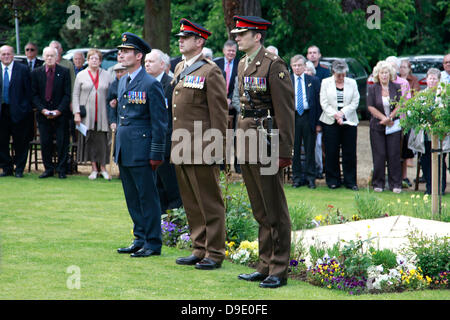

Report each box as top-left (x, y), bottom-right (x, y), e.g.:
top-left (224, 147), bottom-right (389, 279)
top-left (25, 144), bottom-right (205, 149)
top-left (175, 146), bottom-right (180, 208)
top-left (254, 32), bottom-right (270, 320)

top-left (0, 173), bottom-right (449, 300)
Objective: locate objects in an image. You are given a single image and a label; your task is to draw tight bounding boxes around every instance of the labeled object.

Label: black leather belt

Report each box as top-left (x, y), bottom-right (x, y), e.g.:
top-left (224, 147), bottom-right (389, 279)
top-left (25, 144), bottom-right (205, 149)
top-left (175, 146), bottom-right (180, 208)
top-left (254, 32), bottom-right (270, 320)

top-left (241, 108), bottom-right (271, 119)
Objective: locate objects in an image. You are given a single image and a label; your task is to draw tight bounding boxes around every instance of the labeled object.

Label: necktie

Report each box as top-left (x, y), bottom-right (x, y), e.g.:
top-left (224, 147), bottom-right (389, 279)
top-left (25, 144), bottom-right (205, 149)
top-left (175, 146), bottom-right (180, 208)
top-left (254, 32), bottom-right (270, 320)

top-left (126, 75), bottom-right (131, 87)
top-left (225, 60), bottom-right (231, 93)
top-left (296, 76), bottom-right (304, 116)
top-left (29, 60), bottom-right (33, 71)
top-left (45, 68), bottom-right (54, 102)
top-left (3, 67), bottom-right (10, 104)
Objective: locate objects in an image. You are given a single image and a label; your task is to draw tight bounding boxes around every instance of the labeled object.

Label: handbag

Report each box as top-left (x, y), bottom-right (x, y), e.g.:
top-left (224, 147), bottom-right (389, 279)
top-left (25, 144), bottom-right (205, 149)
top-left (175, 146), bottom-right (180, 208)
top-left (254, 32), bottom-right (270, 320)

top-left (78, 75), bottom-right (96, 118)
top-left (79, 105), bottom-right (87, 118)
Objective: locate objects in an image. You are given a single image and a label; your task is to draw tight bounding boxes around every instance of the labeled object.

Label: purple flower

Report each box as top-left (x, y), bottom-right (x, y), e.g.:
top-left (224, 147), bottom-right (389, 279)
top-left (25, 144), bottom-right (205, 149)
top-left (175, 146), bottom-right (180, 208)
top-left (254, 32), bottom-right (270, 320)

top-left (290, 259), bottom-right (299, 267)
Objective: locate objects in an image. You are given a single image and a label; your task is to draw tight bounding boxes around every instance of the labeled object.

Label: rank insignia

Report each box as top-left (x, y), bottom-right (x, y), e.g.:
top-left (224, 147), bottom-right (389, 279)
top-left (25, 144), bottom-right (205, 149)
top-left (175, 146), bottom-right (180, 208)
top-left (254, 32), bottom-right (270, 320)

top-left (278, 72), bottom-right (285, 79)
top-left (122, 34), bottom-right (127, 42)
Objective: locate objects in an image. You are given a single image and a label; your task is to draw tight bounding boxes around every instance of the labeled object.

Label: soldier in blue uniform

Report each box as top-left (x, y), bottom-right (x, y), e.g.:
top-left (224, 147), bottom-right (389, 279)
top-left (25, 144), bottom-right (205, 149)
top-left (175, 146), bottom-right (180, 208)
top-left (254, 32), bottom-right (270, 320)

top-left (115, 32), bottom-right (168, 257)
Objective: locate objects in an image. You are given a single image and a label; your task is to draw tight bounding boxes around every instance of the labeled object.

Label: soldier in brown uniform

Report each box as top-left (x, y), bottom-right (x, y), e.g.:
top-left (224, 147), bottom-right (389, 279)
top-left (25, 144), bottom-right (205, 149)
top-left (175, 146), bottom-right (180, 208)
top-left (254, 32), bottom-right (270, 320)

top-left (171, 19), bottom-right (229, 270)
top-left (231, 16), bottom-right (295, 288)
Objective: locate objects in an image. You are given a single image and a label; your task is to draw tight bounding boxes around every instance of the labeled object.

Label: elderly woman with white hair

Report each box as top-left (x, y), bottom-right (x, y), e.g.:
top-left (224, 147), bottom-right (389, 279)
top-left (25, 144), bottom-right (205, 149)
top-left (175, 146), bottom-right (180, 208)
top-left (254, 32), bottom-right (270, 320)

top-left (367, 60), bottom-right (403, 193)
top-left (319, 59), bottom-right (360, 190)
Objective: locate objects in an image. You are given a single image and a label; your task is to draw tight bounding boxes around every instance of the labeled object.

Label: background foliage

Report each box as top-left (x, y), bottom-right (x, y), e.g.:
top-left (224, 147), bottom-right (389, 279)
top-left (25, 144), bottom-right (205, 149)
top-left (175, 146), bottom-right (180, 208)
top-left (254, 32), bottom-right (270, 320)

top-left (0, 0), bottom-right (449, 71)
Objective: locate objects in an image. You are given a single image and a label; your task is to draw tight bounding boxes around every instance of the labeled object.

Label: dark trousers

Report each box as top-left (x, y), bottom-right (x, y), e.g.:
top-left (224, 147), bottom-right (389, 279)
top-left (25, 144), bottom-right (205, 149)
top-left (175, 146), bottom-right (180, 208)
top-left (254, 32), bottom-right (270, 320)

top-left (119, 163), bottom-right (162, 251)
top-left (370, 128), bottom-right (402, 190)
top-left (241, 163), bottom-right (291, 279)
top-left (322, 122), bottom-right (357, 187)
top-left (421, 140), bottom-right (447, 194)
top-left (0, 104), bottom-right (31, 174)
top-left (156, 158), bottom-right (182, 214)
top-left (292, 111), bottom-right (316, 184)
top-left (37, 115), bottom-right (69, 174)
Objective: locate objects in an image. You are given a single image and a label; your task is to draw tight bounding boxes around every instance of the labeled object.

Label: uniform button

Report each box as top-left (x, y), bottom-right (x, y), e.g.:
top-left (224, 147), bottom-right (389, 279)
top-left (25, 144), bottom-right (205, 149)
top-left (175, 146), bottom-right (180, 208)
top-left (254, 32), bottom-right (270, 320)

top-left (173, 104), bottom-right (176, 108)
top-left (242, 103), bottom-right (245, 107)
top-left (173, 117), bottom-right (177, 121)
top-left (122, 106), bottom-right (125, 109)
top-left (175, 91), bottom-right (179, 95)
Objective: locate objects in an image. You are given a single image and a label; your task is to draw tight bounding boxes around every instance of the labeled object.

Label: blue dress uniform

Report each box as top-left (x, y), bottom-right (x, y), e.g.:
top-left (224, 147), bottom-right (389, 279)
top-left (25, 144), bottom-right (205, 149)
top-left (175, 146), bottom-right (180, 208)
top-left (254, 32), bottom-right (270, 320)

top-left (115, 33), bottom-right (168, 256)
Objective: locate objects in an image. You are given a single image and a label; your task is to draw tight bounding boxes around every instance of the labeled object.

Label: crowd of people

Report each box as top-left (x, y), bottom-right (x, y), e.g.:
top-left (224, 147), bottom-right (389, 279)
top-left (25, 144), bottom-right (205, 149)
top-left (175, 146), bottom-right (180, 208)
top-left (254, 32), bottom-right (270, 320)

top-left (1, 14), bottom-right (449, 290)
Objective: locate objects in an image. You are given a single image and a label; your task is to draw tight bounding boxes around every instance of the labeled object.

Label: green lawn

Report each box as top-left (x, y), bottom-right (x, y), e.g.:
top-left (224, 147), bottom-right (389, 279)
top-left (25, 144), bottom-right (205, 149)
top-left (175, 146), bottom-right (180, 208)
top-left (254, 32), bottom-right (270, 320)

top-left (0, 173), bottom-right (448, 300)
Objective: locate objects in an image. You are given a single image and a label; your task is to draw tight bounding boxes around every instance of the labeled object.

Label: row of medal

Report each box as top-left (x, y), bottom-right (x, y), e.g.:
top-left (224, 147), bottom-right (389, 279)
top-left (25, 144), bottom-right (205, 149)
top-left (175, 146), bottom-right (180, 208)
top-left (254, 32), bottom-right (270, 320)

top-left (126, 91), bottom-right (147, 104)
top-left (183, 75), bottom-right (206, 89)
top-left (243, 76), bottom-right (267, 92)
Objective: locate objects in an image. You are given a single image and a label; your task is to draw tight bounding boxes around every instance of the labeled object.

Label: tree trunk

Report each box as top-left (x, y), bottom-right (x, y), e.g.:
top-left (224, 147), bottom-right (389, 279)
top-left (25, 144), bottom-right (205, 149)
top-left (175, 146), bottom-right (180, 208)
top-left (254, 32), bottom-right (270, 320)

top-left (143, 0), bottom-right (171, 54)
top-left (431, 134), bottom-right (439, 218)
top-left (222, 0), bottom-right (261, 37)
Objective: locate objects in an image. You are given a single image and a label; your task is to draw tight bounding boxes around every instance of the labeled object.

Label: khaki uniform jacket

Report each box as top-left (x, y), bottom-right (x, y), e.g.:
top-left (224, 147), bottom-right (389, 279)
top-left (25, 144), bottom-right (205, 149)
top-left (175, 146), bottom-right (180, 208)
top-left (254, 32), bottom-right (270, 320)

top-left (171, 54), bottom-right (228, 165)
top-left (236, 47), bottom-right (295, 162)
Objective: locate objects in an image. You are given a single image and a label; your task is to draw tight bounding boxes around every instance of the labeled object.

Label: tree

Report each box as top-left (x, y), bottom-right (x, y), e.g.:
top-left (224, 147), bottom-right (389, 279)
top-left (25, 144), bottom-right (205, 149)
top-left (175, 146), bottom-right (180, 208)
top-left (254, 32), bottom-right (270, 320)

top-left (144, 0), bottom-right (171, 54)
top-left (222, 0), bottom-right (262, 36)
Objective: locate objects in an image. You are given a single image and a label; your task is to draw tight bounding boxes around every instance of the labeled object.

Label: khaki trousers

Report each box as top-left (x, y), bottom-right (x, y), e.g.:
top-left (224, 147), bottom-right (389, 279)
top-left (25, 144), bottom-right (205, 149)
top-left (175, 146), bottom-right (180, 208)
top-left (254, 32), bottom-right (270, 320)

top-left (175, 164), bottom-right (225, 263)
top-left (241, 164), bottom-right (291, 278)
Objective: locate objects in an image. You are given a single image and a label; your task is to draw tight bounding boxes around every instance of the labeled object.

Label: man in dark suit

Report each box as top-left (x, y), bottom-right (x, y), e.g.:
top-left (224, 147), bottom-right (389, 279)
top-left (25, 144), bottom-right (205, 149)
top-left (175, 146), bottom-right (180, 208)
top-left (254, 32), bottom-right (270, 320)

top-left (114, 32), bottom-right (168, 258)
top-left (290, 54), bottom-right (321, 189)
top-left (22, 42), bottom-right (44, 71)
top-left (144, 49), bottom-right (182, 215)
top-left (0, 45), bottom-right (33, 177)
top-left (306, 45), bottom-right (331, 82)
top-left (213, 40), bottom-right (241, 173)
top-left (31, 46), bottom-right (71, 179)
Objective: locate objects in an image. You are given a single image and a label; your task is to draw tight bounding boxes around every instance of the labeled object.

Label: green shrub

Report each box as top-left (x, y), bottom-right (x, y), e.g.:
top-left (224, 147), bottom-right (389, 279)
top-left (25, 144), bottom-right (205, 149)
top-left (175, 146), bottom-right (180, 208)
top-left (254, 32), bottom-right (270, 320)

top-left (289, 201), bottom-right (315, 230)
top-left (220, 173), bottom-right (257, 245)
top-left (370, 248), bottom-right (398, 270)
top-left (406, 230), bottom-right (450, 278)
top-left (354, 191), bottom-right (388, 220)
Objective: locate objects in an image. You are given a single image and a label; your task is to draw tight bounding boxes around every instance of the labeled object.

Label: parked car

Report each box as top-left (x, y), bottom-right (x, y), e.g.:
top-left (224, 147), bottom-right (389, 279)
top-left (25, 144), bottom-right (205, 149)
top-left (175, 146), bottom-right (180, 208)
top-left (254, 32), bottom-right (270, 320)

top-left (366, 55), bottom-right (444, 93)
top-left (398, 55), bottom-right (444, 90)
top-left (320, 57), bottom-right (370, 120)
top-left (62, 48), bottom-right (118, 70)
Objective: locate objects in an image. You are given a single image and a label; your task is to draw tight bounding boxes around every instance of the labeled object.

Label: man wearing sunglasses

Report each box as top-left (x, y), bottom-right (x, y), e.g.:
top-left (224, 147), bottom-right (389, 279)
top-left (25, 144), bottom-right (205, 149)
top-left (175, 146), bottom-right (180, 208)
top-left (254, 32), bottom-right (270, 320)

top-left (23, 42), bottom-right (43, 71)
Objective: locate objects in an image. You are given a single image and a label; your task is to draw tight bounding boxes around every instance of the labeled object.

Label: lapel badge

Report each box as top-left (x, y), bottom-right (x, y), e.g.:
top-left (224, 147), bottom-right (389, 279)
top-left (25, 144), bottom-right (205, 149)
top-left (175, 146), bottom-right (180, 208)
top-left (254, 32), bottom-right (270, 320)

top-left (256, 61), bottom-right (261, 66)
top-left (122, 34), bottom-right (127, 43)
top-left (278, 72), bottom-right (285, 79)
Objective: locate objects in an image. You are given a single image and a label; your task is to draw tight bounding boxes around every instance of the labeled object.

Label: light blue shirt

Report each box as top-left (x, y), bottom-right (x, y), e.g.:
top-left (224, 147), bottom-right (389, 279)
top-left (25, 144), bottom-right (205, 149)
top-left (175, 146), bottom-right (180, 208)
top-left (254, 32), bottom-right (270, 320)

top-left (294, 74), bottom-right (309, 110)
top-left (128, 66), bottom-right (142, 84)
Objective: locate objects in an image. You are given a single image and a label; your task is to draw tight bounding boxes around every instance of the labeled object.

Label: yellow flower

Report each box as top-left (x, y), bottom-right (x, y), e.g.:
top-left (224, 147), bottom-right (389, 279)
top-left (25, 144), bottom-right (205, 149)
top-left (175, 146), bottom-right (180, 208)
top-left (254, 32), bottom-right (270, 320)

top-left (404, 202), bottom-right (409, 205)
top-left (416, 194), bottom-right (420, 199)
top-left (225, 250), bottom-right (229, 257)
top-left (410, 269), bottom-right (416, 275)
top-left (426, 276), bottom-right (432, 283)
top-left (315, 215), bottom-right (323, 221)
top-left (397, 198), bottom-right (401, 203)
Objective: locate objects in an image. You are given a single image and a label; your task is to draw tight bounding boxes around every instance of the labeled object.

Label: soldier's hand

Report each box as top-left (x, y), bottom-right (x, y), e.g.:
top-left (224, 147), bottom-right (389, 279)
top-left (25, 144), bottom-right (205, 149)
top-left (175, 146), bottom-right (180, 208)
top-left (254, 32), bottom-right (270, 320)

top-left (150, 159), bottom-right (164, 171)
top-left (109, 99), bottom-right (117, 108)
top-left (278, 157), bottom-right (292, 168)
top-left (74, 113), bottom-right (81, 125)
top-left (110, 123), bottom-right (117, 131)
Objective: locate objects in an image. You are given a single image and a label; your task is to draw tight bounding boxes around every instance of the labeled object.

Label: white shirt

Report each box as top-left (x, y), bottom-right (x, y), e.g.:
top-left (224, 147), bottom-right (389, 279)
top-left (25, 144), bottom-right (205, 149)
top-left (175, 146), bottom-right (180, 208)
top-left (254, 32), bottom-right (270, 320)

top-left (441, 70), bottom-right (450, 84)
top-left (294, 73), bottom-right (309, 110)
top-left (155, 71), bottom-right (165, 82)
top-left (2, 61), bottom-right (13, 82)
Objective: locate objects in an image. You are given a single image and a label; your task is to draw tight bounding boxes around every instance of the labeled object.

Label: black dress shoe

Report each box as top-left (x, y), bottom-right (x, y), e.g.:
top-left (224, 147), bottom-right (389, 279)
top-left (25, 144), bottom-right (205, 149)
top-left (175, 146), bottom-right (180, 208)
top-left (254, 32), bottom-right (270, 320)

top-left (329, 184), bottom-right (339, 189)
top-left (195, 258), bottom-right (221, 270)
top-left (117, 244), bottom-right (142, 254)
top-left (238, 272), bottom-right (268, 282)
top-left (58, 172), bottom-right (67, 179)
top-left (176, 254), bottom-right (203, 265)
top-left (346, 185), bottom-right (359, 191)
top-left (0, 171), bottom-right (13, 177)
top-left (130, 247), bottom-right (161, 257)
top-left (308, 180), bottom-right (316, 189)
top-left (15, 172), bottom-right (24, 178)
top-left (292, 182), bottom-right (300, 188)
top-left (39, 171), bottom-right (54, 179)
top-left (259, 275), bottom-right (287, 288)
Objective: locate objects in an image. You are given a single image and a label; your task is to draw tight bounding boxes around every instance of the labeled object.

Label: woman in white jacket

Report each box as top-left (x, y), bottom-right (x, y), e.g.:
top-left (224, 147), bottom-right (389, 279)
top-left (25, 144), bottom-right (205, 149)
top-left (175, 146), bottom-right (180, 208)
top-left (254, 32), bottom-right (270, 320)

top-left (319, 59), bottom-right (360, 190)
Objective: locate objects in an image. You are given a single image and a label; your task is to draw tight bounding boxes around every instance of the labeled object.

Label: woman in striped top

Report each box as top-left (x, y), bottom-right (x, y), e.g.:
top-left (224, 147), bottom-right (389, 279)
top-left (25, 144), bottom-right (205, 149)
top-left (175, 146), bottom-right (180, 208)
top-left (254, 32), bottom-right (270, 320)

top-left (319, 59), bottom-right (360, 190)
